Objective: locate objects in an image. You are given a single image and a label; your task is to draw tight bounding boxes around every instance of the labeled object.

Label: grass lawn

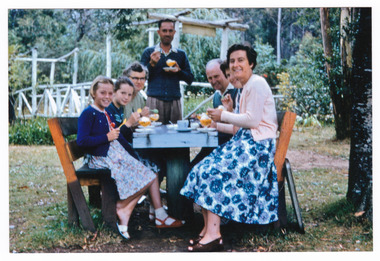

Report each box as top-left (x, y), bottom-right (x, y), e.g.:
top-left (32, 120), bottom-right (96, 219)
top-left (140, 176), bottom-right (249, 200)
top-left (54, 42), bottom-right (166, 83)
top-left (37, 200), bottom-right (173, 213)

top-left (8, 125), bottom-right (373, 253)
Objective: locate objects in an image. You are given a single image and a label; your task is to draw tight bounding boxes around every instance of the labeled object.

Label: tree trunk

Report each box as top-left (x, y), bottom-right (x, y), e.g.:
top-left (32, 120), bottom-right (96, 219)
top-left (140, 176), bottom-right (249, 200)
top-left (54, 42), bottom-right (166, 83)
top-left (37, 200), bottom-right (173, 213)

top-left (347, 8), bottom-right (372, 221)
top-left (276, 8), bottom-right (282, 64)
top-left (320, 8), bottom-right (351, 140)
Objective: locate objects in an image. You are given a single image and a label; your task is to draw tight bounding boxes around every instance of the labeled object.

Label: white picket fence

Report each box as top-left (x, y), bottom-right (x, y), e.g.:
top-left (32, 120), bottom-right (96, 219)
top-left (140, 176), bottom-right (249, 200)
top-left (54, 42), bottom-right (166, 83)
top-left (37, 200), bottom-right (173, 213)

top-left (13, 81), bottom-right (213, 118)
top-left (15, 82), bottom-right (92, 118)
top-left (14, 81), bottom-right (283, 119)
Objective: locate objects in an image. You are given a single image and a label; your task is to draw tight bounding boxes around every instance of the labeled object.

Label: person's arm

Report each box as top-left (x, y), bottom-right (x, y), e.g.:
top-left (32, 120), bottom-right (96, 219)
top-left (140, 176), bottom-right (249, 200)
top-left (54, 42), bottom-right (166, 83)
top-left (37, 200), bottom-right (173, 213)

top-left (177, 52), bottom-right (194, 85)
top-left (221, 79), bottom-right (269, 129)
top-left (77, 109), bottom-right (109, 148)
top-left (141, 48), bottom-right (156, 70)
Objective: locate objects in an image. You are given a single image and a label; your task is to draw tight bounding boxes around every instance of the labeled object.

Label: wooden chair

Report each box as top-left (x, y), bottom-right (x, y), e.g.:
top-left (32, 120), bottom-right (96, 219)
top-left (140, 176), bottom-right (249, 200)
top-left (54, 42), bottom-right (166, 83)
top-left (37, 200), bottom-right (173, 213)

top-left (274, 111), bottom-right (304, 233)
top-left (48, 117), bottom-right (118, 232)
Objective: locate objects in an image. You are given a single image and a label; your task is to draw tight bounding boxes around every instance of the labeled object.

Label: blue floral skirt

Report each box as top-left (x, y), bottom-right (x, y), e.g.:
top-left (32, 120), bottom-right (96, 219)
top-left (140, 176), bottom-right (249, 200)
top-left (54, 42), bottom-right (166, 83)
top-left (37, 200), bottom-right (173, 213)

top-left (180, 128), bottom-right (279, 224)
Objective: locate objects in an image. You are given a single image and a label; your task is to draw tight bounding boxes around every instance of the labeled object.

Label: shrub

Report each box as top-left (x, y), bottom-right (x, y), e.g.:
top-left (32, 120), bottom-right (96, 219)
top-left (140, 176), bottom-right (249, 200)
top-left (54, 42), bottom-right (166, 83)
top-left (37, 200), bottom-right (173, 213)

top-left (254, 38), bottom-right (285, 88)
top-left (9, 117), bottom-right (53, 145)
top-left (279, 33), bottom-right (333, 124)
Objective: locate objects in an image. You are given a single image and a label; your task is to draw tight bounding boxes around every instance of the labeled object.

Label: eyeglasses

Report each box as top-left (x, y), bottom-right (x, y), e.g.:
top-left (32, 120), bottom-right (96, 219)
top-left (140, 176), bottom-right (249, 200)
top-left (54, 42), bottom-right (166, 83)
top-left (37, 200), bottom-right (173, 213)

top-left (130, 77), bottom-right (146, 82)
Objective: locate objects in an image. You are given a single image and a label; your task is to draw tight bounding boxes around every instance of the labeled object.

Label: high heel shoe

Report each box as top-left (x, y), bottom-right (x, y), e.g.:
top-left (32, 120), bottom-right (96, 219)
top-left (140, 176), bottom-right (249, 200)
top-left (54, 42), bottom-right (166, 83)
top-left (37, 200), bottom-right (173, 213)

top-left (189, 235), bottom-right (203, 246)
top-left (188, 237), bottom-right (224, 252)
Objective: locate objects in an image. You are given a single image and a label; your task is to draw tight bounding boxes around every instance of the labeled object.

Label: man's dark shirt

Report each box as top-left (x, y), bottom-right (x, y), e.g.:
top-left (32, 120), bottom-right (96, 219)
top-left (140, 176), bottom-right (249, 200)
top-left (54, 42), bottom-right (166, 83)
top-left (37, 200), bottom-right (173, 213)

top-left (141, 44), bottom-right (194, 101)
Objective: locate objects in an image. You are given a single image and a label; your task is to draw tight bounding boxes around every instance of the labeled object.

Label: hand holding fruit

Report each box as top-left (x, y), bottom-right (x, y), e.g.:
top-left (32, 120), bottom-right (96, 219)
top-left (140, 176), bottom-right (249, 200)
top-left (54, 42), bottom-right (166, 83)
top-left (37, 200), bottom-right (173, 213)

top-left (107, 128), bottom-right (120, 141)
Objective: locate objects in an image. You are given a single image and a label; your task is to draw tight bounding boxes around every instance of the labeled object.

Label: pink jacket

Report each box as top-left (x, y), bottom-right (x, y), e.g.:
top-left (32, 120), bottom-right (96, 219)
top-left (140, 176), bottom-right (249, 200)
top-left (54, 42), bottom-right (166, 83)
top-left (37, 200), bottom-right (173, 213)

top-left (216, 74), bottom-right (278, 141)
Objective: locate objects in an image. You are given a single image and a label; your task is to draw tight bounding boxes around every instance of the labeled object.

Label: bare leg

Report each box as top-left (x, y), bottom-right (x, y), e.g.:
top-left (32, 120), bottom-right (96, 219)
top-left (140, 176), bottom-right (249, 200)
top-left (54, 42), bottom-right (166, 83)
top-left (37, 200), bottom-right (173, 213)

top-left (148, 174), bottom-right (183, 227)
top-left (188, 210), bottom-right (221, 250)
top-left (189, 207), bottom-right (208, 245)
top-left (199, 210), bottom-right (221, 243)
top-left (117, 179), bottom-right (154, 226)
top-left (148, 174), bottom-right (162, 209)
top-left (199, 208), bottom-right (208, 236)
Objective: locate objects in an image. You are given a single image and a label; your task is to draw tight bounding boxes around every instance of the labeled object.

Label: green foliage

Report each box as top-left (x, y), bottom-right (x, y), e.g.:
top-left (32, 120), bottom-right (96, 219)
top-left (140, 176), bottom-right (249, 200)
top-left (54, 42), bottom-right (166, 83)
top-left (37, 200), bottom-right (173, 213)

top-left (9, 118), bottom-right (53, 145)
top-left (279, 33), bottom-right (333, 124)
top-left (253, 38), bottom-right (284, 87)
top-left (183, 91), bottom-right (213, 116)
top-left (8, 44), bottom-right (31, 91)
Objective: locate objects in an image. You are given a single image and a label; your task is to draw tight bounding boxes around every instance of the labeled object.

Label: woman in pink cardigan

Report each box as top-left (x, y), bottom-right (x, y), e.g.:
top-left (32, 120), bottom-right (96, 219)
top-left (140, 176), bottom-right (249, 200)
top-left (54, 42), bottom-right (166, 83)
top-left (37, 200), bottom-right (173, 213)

top-left (180, 44), bottom-right (279, 252)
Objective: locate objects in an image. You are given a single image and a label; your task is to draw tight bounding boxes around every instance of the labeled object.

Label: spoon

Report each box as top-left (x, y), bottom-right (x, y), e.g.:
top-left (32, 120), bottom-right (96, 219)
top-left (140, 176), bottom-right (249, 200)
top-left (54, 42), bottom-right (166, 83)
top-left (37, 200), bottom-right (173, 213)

top-left (118, 118), bottom-right (127, 128)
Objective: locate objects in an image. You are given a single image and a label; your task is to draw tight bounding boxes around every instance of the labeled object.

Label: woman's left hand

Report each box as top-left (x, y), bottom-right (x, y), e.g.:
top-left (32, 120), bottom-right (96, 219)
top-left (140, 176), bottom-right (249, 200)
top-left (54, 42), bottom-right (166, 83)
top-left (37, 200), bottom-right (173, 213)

top-left (207, 108), bottom-right (222, 122)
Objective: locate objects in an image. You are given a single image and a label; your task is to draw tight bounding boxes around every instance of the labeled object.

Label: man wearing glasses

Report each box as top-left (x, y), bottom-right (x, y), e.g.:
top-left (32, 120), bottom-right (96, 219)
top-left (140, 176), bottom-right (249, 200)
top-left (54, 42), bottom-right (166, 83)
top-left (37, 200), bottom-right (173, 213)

top-left (122, 61), bottom-right (150, 119)
top-left (141, 19), bottom-right (194, 124)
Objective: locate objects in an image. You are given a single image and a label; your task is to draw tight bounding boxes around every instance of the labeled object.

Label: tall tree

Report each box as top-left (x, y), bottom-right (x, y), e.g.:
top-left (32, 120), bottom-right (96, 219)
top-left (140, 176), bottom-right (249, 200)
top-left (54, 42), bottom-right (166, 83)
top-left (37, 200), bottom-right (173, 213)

top-left (320, 8), bottom-right (352, 140)
top-left (347, 8), bottom-right (372, 221)
top-left (276, 8), bottom-right (282, 64)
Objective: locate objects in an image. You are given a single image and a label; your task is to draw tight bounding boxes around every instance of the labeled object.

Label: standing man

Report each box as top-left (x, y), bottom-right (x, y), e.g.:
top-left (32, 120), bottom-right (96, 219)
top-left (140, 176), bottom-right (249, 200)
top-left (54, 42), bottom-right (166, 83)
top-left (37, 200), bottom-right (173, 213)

top-left (141, 19), bottom-right (194, 124)
top-left (190, 59), bottom-right (238, 168)
top-left (122, 61), bottom-right (150, 119)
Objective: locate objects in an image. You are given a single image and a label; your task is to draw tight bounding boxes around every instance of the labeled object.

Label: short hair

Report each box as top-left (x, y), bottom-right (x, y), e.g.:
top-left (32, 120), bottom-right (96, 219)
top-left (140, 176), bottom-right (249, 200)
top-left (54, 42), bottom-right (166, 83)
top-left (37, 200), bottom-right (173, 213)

top-left (90, 75), bottom-right (114, 99)
top-left (205, 58), bottom-right (223, 71)
top-left (158, 19), bottom-right (175, 29)
top-left (226, 43), bottom-right (257, 70)
top-left (114, 76), bottom-right (135, 95)
top-left (123, 61), bottom-right (149, 79)
top-left (220, 60), bottom-right (229, 78)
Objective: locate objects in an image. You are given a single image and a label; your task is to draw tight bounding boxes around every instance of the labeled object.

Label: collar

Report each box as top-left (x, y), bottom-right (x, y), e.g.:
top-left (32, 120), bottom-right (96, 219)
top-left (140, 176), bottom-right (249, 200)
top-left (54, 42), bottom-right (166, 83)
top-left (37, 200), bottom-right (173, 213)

top-left (91, 104), bottom-right (106, 113)
top-left (216, 83), bottom-right (235, 96)
top-left (154, 43), bottom-right (178, 56)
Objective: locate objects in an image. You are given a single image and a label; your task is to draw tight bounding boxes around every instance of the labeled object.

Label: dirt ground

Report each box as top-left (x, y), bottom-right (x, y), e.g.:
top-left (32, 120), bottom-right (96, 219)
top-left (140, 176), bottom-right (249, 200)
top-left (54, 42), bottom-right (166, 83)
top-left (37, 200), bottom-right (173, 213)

top-left (46, 149), bottom-right (348, 253)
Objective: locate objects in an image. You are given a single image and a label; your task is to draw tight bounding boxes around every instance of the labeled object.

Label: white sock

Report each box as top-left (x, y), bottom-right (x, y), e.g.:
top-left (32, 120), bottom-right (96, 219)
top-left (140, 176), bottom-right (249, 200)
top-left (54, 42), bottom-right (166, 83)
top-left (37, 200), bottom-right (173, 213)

top-left (155, 207), bottom-right (175, 225)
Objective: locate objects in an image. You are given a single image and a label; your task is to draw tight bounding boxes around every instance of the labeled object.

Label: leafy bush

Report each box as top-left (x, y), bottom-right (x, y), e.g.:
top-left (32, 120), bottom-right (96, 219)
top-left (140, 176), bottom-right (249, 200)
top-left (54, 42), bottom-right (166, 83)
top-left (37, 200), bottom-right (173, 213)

top-left (279, 33), bottom-right (333, 124)
top-left (9, 118), bottom-right (53, 145)
top-left (253, 38), bottom-right (284, 88)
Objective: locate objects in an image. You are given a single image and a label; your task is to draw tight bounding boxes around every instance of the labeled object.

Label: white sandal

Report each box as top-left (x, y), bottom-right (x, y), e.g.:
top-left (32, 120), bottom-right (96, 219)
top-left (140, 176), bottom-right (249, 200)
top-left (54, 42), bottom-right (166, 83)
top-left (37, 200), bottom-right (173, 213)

top-left (117, 223), bottom-right (130, 240)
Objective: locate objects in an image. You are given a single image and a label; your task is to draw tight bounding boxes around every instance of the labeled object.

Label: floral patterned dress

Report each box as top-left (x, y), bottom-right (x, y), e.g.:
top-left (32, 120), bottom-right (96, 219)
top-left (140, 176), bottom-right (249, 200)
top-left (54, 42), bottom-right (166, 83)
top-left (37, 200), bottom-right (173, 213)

top-left (89, 140), bottom-right (157, 200)
top-left (180, 128), bottom-right (278, 224)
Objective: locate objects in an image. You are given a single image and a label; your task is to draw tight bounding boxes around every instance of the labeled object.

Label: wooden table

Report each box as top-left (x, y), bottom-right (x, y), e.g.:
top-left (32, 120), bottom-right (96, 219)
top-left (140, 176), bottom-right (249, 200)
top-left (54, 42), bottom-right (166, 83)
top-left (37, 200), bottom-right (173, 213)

top-left (133, 125), bottom-right (218, 220)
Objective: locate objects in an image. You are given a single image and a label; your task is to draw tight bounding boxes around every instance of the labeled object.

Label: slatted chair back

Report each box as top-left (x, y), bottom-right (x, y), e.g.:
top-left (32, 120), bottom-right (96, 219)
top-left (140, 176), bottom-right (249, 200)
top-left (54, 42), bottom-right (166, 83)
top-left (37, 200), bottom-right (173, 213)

top-left (48, 117), bottom-right (117, 232)
top-left (274, 111), bottom-right (297, 182)
top-left (48, 117), bottom-right (84, 184)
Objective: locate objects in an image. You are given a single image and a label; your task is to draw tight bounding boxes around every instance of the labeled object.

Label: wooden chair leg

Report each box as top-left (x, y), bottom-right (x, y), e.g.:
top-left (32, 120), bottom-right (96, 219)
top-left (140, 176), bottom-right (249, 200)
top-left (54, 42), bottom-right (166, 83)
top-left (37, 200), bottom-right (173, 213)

top-left (100, 174), bottom-right (118, 232)
top-left (67, 184), bottom-right (79, 227)
top-left (68, 180), bottom-right (96, 232)
top-left (88, 185), bottom-right (101, 208)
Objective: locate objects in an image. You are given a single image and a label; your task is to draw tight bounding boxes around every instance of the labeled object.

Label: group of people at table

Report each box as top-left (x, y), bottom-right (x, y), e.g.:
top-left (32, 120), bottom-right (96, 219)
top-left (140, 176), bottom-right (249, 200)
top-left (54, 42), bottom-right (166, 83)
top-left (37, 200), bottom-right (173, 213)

top-left (76, 19), bottom-right (278, 252)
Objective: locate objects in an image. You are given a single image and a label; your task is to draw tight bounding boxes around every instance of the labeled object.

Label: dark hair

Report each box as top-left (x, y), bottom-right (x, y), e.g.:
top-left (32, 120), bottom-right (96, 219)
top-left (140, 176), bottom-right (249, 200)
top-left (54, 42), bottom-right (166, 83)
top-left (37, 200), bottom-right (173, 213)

top-left (123, 61), bottom-right (149, 78)
top-left (114, 76), bottom-right (136, 95)
top-left (90, 75), bottom-right (114, 99)
top-left (226, 43), bottom-right (257, 70)
top-left (158, 19), bottom-right (175, 28)
top-left (220, 60), bottom-right (229, 78)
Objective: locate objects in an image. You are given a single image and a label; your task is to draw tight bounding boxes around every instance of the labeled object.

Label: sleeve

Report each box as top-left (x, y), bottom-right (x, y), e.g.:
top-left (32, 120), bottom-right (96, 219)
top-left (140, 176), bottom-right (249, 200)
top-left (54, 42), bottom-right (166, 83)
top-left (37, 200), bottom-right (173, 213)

top-left (178, 52), bottom-right (194, 85)
top-left (140, 48), bottom-right (152, 68)
top-left (216, 122), bottom-right (234, 134)
top-left (77, 109), bottom-right (109, 148)
top-left (120, 125), bottom-right (134, 144)
top-left (221, 78), bottom-right (269, 129)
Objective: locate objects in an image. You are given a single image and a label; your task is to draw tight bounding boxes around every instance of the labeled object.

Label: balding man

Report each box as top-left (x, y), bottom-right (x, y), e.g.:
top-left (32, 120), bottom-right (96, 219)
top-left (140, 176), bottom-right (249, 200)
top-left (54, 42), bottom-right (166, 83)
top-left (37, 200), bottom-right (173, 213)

top-left (190, 59), bottom-right (238, 168)
top-left (206, 59), bottom-right (238, 111)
